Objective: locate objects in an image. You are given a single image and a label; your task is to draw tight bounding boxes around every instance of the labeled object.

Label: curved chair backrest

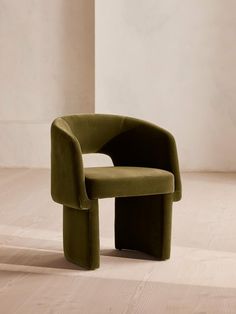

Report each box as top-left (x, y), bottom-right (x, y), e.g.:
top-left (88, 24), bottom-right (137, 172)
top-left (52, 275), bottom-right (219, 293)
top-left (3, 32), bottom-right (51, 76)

top-left (61, 114), bottom-right (128, 154)
top-left (58, 114), bottom-right (174, 164)
top-left (51, 114), bottom-right (181, 208)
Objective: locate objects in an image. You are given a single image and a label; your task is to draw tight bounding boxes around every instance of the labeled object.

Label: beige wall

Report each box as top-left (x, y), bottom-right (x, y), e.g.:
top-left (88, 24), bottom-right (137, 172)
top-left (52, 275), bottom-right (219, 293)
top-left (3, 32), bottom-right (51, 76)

top-left (0, 0), bottom-right (94, 167)
top-left (96, 0), bottom-right (236, 171)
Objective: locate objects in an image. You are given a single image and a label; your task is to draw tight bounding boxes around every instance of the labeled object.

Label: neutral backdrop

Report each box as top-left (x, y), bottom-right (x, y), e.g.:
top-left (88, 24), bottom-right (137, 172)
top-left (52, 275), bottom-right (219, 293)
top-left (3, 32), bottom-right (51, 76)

top-left (1, 0), bottom-right (236, 171)
top-left (96, 0), bottom-right (236, 171)
top-left (0, 0), bottom-right (94, 167)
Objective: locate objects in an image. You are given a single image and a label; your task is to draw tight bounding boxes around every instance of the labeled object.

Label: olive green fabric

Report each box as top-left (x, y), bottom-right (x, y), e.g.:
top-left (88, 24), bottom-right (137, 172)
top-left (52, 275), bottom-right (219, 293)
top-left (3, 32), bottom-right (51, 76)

top-left (51, 117), bottom-right (90, 210)
top-left (51, 114), bottom-right (182, 269)
top-left (85, 166), bottom-right (174, 199)
top-left (63, 201), bottom-right (99, 270)
top-left (51, 114), bottom-right (182, 209)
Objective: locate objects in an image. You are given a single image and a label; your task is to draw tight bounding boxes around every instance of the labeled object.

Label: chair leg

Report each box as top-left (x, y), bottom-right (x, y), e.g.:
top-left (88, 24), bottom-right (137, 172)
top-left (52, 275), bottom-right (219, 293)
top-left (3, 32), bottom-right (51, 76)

top-left (115, 194), bottom-right (173, 260)
top-left (63, 200), bottom-right (100, 270)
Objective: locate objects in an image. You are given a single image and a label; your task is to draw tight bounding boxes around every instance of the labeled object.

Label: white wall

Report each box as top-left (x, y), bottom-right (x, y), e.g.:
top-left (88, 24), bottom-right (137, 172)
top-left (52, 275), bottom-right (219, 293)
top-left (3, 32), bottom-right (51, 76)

top-left (0, 0), bottom-right (94, 167)
top-left (96, 0), bottom-right (236, 171)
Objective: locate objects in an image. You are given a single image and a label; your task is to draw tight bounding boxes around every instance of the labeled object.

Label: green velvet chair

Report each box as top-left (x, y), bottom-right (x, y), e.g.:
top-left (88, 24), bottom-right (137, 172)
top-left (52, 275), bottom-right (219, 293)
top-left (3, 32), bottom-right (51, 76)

top-left (51, 114), bottom-right (181, 270)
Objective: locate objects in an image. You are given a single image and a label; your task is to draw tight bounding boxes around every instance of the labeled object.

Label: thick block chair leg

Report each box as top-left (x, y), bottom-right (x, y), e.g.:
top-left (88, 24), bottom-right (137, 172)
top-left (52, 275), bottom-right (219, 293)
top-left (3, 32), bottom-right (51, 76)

top-left (115, 194), bottom-right (173, 260)
top-left (63, 200), bottom-right (100, 270)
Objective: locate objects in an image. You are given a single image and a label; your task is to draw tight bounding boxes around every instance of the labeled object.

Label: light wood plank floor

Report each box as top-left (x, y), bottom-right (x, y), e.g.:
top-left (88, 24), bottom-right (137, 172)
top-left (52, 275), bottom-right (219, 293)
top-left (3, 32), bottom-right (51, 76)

top-left (0, 168), bottom-right (236, 313)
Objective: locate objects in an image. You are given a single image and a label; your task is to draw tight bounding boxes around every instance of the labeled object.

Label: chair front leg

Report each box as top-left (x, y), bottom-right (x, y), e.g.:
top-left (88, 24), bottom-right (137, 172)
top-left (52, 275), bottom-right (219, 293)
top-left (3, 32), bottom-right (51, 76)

top-left (63, 200), bottom-right (100, 270)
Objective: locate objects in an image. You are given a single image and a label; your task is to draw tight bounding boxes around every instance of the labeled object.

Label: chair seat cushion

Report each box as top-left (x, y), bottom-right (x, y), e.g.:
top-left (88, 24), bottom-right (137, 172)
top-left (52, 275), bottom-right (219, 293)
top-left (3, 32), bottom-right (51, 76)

top-left (84, 166), bottom-right (174, 199)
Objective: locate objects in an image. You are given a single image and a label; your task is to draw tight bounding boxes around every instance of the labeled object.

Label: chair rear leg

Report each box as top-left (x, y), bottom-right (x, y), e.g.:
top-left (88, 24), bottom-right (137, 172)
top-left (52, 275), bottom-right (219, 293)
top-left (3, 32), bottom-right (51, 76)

top-left (63, 200), bottom-right (100, 269)
top-left (115, 194), bottom-right (173, 260)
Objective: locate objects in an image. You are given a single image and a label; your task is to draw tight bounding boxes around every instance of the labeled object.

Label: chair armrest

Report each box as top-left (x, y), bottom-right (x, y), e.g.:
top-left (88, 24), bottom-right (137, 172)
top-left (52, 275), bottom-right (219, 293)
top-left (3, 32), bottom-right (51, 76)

top-left (162, 130), bottom-right (182, 202)
top-left (51, 118), bottom-right (91, 209)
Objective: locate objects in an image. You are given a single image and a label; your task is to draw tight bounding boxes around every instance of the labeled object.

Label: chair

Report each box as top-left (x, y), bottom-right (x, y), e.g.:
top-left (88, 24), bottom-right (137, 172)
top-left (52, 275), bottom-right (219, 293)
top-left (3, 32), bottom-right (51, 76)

top-left (51, 114), bottom-right (181, 269)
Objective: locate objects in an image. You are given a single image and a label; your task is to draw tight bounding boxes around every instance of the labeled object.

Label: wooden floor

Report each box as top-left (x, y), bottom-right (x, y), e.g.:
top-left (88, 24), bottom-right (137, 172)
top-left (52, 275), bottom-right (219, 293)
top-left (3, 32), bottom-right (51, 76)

top-left (0, 168), bottom-right (236, 313)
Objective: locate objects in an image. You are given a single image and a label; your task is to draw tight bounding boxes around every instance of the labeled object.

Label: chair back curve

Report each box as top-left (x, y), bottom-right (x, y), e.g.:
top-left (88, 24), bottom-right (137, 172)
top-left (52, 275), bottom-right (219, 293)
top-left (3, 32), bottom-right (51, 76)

top-left (61, 114), bottom-right (128, 154)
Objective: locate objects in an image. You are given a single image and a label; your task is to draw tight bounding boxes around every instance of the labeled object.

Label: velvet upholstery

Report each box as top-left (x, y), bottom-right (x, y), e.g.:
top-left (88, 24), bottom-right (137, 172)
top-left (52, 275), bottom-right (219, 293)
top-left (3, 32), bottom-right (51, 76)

top-left (51, 114), bottom-right (182, 269)
top-left (115, 194), bottom-right (173, 259)
top-left (85, 166), bottom-right (174, 199)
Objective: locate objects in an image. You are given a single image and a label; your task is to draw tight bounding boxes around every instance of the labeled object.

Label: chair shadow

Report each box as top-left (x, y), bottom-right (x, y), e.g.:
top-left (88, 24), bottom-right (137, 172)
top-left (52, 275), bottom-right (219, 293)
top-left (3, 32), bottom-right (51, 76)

top-left (100, 248), bottom-right (158, 261)
top-left (0, 246), bottom-right (85, 271)
top-left (1, 245), bottom-right (160, 272)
